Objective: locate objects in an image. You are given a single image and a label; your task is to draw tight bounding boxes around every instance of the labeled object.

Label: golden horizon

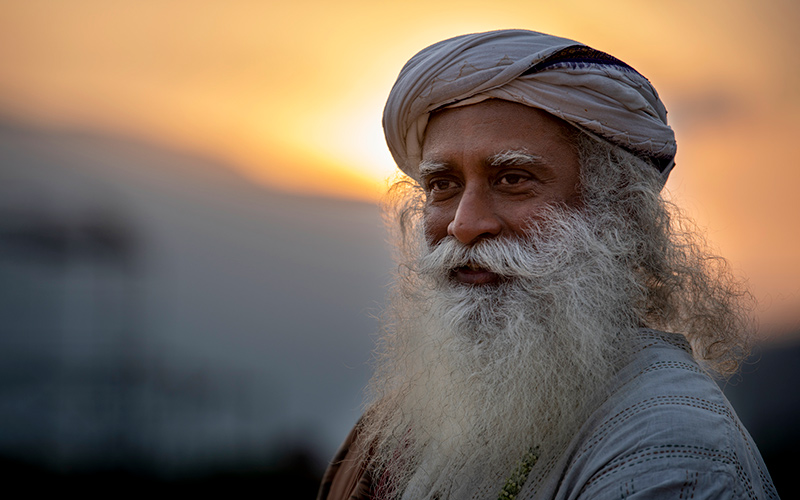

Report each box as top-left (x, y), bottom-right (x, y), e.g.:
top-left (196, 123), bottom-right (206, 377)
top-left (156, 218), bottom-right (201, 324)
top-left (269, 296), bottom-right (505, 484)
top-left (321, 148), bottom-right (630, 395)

top-left (1, 0), bottom-right (798, 334)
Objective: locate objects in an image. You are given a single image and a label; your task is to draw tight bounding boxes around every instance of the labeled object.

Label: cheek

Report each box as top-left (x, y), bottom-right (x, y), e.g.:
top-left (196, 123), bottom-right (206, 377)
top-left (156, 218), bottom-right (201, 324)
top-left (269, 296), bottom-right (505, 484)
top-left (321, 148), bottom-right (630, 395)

top-left (503, 201), bottom-right (555, 235)
top-left (422, 206), bottom-right (452, 244)
top-left (504, 208), bottom-right (537, 236)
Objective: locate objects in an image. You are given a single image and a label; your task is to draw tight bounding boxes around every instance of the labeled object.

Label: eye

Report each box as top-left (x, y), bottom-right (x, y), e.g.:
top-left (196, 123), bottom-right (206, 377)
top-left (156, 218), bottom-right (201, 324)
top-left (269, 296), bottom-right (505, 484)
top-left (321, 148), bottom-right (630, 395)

top-left (427, 178), bottom-right (457, 192)
top-left (497, 172), bottom-right (531, 186)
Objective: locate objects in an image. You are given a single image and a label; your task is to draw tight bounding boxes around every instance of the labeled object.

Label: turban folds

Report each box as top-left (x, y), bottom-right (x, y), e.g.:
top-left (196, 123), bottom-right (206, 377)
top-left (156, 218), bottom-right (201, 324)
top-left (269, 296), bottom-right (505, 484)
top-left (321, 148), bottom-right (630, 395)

top-left (383, 29), bottom-right (676, 182)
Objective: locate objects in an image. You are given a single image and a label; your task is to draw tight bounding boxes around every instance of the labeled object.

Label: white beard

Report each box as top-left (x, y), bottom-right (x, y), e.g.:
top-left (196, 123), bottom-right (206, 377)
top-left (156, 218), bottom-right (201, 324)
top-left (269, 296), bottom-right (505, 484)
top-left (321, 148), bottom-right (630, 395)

top-left (364, 205), bottom-right (642, 499)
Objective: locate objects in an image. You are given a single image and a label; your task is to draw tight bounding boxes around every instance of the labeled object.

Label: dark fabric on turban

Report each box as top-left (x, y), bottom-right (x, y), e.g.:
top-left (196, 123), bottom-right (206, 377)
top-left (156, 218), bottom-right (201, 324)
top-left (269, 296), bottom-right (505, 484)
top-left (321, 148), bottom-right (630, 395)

top-left (383, 29), bottom-right (676, 183)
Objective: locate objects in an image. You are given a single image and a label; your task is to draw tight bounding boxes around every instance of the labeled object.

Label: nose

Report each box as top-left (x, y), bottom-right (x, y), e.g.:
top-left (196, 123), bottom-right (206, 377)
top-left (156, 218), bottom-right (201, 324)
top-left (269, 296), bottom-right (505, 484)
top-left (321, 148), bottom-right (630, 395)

top-left (447, 187), bottom-right (502, 245)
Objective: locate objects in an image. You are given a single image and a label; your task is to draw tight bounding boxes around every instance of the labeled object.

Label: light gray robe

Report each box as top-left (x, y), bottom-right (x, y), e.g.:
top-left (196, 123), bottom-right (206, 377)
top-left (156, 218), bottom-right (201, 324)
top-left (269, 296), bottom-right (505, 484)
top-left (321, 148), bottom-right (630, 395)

top-left (518, 330), bottom-right (778, 499)
top-left (319, 330), bottom-right (779, 499)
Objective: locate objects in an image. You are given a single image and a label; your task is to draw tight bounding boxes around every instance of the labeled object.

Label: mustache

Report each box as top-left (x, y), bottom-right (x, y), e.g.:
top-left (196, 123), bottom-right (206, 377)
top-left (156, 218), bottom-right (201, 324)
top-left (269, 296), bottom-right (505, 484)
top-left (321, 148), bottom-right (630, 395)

top-left (417, 237), bottom-right (527, 278)
top-left (417, 236), bottom-right (565, 280)
top-left (416, 209), bottom-right (606, 281)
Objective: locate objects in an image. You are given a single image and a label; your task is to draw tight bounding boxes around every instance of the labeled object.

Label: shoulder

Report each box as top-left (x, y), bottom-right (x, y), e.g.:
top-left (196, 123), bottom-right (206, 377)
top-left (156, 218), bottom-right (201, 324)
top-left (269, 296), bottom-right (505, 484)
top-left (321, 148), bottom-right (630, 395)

top-left (545, 330), bottom-right (779, 499)
top-left (317, 418), bottom-right (374, 500)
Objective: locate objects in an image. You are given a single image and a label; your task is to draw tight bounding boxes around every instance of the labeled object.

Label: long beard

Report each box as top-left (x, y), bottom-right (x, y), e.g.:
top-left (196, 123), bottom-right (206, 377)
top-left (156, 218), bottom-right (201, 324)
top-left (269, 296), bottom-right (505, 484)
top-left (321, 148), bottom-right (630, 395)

top-left (364, 205), bottom-right (642, 499)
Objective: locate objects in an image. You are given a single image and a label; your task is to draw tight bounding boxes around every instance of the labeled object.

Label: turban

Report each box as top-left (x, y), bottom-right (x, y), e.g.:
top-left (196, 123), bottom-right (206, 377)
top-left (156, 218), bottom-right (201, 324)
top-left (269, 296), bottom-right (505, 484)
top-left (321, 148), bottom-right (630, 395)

top-left (383, 29), bottom-right (676, 183)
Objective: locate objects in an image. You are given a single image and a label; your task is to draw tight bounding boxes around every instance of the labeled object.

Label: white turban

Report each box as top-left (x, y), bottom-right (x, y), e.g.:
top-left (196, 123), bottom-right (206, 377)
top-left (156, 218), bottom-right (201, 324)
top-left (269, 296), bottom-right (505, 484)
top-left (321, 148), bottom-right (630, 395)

top-left (383, 29), bottom-right (676, 182)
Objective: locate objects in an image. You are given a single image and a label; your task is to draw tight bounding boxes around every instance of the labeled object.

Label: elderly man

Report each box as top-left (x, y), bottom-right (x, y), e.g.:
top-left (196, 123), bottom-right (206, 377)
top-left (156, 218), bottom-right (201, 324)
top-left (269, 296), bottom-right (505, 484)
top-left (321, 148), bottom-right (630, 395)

top-left (318, 29), bottom-right (778, 499)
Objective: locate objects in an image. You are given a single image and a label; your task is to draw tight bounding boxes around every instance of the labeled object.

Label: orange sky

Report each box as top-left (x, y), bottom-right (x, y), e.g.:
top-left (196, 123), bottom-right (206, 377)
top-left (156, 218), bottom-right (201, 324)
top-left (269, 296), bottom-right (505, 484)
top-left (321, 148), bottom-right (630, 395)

top-left (1, 0), bottom-right (798, 335)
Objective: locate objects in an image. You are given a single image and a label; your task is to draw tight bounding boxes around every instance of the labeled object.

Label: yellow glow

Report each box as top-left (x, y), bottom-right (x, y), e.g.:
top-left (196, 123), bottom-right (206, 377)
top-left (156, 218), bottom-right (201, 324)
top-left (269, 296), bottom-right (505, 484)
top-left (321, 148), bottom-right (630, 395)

top-left (1, 0), bottom-right (799, 333)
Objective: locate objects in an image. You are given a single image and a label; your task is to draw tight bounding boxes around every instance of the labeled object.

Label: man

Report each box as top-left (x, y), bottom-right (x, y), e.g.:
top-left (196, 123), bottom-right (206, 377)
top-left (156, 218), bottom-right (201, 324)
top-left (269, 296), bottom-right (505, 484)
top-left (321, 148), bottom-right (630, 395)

top-left (318, 29), bottom-right (778, 499)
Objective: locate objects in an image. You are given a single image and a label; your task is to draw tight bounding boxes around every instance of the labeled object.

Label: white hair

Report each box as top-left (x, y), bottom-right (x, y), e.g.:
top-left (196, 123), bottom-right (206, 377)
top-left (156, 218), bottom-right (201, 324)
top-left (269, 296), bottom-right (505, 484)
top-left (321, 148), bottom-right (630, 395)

top-left (359, 133), bottom-right (754, 498)
top-left (574, 134), bottom-right (754, 375)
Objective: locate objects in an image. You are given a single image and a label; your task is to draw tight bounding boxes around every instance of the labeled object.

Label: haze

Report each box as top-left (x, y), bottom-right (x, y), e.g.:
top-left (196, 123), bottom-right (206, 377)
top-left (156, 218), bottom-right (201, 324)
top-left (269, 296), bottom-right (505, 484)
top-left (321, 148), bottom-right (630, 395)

top-left (2, 0), bottom-right (797, 333)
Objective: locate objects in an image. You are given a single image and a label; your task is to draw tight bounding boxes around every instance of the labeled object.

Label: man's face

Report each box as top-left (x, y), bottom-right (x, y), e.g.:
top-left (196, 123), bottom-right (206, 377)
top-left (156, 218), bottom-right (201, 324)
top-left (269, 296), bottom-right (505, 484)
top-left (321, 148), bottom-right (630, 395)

top-left (420, 99), bottom-right (583, 285)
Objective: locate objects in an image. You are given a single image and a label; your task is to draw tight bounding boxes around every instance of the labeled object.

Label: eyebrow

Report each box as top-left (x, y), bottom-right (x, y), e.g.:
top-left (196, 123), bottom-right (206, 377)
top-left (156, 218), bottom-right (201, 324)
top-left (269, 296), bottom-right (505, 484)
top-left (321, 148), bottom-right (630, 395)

top-left (490, 150), bottom-right (547, 166)
top-left (418, 150), bottom-right (548, 177)
top-left (418, 159), bottom-right (449, 177)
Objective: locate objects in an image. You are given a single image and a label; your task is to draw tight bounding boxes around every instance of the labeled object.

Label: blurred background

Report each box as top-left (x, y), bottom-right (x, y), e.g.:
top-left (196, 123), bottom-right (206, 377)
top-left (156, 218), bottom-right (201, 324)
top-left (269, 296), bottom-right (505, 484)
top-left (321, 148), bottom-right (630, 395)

top-left (0, 0), bottom-right (798, 496)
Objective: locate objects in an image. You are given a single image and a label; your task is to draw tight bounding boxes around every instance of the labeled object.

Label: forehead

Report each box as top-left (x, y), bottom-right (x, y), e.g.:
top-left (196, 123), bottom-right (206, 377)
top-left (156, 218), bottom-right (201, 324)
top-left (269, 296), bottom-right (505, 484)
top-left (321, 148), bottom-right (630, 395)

top-left (421, 100), bottom-right (578, 164)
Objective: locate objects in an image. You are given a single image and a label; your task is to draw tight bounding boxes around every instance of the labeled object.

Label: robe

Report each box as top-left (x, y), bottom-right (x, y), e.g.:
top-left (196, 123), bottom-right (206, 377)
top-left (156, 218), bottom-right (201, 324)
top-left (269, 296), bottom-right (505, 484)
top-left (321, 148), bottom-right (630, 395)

top-left (318, 330), bottom-right (779, 499)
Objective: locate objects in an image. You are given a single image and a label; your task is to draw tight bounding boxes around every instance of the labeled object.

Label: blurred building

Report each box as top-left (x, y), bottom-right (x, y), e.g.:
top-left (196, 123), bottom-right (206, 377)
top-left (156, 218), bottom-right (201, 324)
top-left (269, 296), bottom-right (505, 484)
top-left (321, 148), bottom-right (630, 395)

top-left (0, 120), bottom-right (389, 486)
top-left (0, 136), bottom-right (266, 476)
top-left (0, 182), bottom-right (140, 469)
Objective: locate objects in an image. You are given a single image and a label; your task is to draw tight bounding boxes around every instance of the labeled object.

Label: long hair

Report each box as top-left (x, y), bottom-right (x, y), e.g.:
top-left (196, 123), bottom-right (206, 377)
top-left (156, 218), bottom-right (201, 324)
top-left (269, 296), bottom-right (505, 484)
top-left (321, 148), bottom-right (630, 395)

top-left (382, 134), bottom-right (755, 377)
top-left (577, 134), bottom-right (754, 375)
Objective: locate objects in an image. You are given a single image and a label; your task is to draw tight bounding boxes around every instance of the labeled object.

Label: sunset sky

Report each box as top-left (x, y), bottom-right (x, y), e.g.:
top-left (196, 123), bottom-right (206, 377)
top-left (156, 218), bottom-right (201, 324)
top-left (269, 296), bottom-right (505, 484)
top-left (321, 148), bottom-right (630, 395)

top-left (1, 0), bottom-right (798, 335)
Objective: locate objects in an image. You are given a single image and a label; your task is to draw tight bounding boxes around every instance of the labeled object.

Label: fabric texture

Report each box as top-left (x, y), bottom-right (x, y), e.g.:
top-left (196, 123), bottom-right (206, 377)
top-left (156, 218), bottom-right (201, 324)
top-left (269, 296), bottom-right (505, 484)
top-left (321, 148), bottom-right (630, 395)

top-left (383, 29), bottom-right (677, 184)
top-left (318, 330), bottom-right (779, 499)
top-left (317, 419), bottom-right (374, 500)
